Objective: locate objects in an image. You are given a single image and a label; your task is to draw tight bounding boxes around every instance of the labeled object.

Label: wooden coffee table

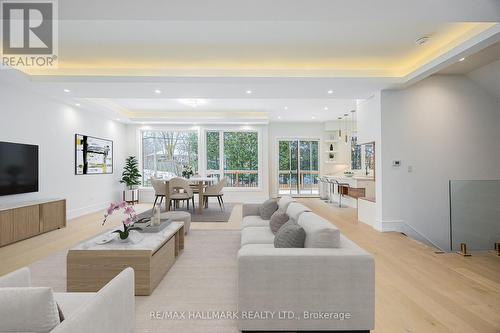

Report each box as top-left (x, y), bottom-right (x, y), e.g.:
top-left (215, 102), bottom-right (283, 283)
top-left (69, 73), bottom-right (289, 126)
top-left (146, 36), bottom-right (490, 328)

top-left (67, 222), bottom-right (184, 296)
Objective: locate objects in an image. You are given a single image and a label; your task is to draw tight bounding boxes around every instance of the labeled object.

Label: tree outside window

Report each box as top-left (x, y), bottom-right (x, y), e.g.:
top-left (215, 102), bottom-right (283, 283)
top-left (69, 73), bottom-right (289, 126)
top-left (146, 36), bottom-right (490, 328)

top-left (142, 130), bottom-right (198, 186)
top-left (206, 131), bottom-right (259, 187)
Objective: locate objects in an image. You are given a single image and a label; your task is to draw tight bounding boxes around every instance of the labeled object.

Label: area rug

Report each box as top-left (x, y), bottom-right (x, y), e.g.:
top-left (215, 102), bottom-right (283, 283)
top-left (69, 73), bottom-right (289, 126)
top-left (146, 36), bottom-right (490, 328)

top-left (28, 230), bottom-right (241, 333)
top-left (190, 202), bottom-right (234, 222)
top-left (138, 203), bottom-right (234, 223)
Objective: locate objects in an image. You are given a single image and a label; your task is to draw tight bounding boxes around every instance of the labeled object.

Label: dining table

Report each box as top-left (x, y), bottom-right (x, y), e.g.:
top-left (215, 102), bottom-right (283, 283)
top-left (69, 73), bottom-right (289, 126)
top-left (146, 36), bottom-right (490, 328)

top-left (161, 176), bottom-right (217, 214)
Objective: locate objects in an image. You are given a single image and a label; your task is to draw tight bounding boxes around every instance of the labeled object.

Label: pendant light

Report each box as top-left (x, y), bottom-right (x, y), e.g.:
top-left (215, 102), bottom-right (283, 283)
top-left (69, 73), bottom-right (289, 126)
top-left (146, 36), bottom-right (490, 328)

top-left (344, 113), bottom-right (349, 144)
top-left (351, 110), bottom-right (356, 141)
top-left (337, 117), bottom-right (342, 140)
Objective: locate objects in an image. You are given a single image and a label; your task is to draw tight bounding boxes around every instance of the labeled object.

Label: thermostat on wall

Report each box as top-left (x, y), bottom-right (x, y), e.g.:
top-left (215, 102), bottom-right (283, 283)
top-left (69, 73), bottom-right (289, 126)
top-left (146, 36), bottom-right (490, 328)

top-left (392, 160), bottom-right (401, 166)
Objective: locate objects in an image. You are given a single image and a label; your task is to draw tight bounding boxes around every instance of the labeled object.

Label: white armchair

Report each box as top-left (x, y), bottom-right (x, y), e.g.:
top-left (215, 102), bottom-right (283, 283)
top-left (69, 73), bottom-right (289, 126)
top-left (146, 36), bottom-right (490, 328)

top-left (0, 267), bottom-right (135, 333)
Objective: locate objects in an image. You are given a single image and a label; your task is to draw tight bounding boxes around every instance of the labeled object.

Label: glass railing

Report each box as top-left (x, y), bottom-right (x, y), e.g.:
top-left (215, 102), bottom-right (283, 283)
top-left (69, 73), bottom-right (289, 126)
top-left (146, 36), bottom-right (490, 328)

top-left (449, 179), bottom-right (500, 252)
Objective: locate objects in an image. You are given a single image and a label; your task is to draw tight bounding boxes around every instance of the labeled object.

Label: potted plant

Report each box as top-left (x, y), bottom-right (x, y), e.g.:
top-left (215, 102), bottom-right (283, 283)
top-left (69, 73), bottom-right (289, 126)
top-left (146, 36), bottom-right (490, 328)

top-left (181, 164), bottom-right (194, 179)
top-left (102, 201), bottom-right (141, 242)
top-left (343, 170), bottom-right (355, 177)
top-left (120, 156), bottom-right (141, 203)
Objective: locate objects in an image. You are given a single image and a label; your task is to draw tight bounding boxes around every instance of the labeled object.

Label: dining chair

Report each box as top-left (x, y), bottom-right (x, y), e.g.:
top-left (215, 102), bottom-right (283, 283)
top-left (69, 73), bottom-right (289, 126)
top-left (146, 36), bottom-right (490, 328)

top-left (168, 177), bottom-right (195, 211)
top-left (189, 174), bottom-right (204, 194)
top-left (151, 177), bottom-right (167, 209)
top-left (203, 177), bottom-right (227, 211)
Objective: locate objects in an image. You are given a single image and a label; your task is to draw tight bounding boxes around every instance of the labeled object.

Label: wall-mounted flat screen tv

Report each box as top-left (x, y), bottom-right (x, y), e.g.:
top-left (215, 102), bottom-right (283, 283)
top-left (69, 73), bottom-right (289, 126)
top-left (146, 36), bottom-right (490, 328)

top-left (0, 141), bottom-right (39, 196)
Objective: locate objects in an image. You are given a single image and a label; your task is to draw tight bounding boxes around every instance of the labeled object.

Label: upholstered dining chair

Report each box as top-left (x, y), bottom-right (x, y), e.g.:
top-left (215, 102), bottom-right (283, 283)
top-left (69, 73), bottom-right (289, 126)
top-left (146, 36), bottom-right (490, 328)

top-left (203, 177), bottom-right (226, 211)
top-left (151, 177), bottom-right (167, 209)
top-left (168, 177), bottom-right (195, 211)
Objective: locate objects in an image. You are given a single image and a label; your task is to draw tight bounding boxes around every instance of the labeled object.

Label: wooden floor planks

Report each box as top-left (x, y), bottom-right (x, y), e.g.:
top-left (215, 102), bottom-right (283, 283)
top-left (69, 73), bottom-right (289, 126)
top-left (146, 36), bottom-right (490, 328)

top-left (0, 199), bottom-right (499, 332)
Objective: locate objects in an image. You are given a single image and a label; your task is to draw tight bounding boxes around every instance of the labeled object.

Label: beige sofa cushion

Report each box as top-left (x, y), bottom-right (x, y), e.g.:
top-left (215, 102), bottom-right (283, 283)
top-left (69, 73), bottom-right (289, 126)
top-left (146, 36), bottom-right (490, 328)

top-left (241, 215), bottom-right (270, 229)
top-left (0, 287), bottom-right (61, 333)
top-left (285, 202), bottom-right (310, 222)
top-left (241, 227), bottom-right (275, 247)
top-left (277, 196), bottom-right (295, 211)
top-left (297, 212), bottom-right (340, 248)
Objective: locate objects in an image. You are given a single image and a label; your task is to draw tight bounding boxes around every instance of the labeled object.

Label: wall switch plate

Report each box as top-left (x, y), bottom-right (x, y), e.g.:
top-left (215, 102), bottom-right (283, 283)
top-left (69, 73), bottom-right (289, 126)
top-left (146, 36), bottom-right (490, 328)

top-left (392, 160), bottom-right (401, 166)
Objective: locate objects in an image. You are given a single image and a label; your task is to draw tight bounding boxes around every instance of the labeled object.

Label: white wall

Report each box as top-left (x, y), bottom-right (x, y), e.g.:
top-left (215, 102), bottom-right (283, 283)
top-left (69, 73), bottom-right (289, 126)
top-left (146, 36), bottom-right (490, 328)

top-left (356, 93), bottom-right (384, 230)
top-left (467, 58), bottom-right (500, 101)
top-left (380, 74), bottom-right (500, 250)
top-left (127, 123), bottom-right (270, 204)
top-left (357, 93), bottom-right (381, 145)
top-left (0, 82), bottom-right (127, 219)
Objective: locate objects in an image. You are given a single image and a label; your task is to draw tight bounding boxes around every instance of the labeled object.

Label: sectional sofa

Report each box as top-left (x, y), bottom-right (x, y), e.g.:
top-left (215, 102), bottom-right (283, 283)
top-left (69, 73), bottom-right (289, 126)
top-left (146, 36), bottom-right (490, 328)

top-left (238, 197), bottom-right (375, 332)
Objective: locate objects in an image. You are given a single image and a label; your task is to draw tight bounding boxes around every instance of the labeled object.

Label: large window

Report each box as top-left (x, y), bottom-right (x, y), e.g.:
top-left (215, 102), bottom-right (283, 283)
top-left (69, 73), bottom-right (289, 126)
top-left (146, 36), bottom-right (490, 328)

top-left (142, 130), bottom-right (198, 186)
top-left (206, 131), bottom-right (259, 187)
top-left (278, 139), bottom-right (319, 195)
top-left (351, 136), bottom-right (362, 170)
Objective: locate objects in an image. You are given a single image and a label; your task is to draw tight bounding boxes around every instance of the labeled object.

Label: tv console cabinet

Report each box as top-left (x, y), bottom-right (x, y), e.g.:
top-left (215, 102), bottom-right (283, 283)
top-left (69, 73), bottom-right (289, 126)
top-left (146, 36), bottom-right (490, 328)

top-left (0, 199), bottom-right (66, 247)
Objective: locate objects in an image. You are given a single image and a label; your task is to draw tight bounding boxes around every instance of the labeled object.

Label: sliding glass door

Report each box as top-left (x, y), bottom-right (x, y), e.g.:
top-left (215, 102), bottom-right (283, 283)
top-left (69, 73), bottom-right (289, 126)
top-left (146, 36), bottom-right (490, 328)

top-left (278, 139), bottom-right (319, 196)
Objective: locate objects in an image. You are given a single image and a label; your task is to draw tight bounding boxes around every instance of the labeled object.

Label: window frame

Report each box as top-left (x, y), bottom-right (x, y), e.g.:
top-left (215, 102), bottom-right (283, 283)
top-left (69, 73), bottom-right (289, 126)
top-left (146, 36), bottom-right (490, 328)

top-left (274, 136), bottom-right (322, 197)
top-left (137, 125), bottom-right (262, 192)
top-left (140, 128), bottom-right (201, 186)
top-left (204, 128), bottom-right (261, 190)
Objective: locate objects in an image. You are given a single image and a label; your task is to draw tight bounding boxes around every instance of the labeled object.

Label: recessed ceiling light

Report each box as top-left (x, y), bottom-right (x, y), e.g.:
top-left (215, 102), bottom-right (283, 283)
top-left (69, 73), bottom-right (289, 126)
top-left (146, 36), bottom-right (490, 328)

top-left (178, 98), bottom-right (207, 107)
top-left (324, 107), bottom-right (329, 111)
top-left (284, 106), bottom-right (288, 110)
top-left (278, 116), bottom-right (281, 120)
top-left (311, 116), bottom-right (316, 120)
top-left (63, 89), bottom-right (70, 93)
top-left (154, 89), bottom-right (162, 94)
top-left (415, 36), bottom-right (429, 46)
top-left (75, 103), bottom-right (81, 107)
top-left (459, 57), bottom-right (466, 62)
top-left (246, 90), bottom-right (252, 94)
top-left (327, 90), bottom-right (333, 94)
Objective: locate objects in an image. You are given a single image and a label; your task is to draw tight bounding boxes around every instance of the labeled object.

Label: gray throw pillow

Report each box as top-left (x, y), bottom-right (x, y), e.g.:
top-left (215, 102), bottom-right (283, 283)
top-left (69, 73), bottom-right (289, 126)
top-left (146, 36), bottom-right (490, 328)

top-left (269, 209), bottom-right (289, 234)
top-left (274, 220), bottom-right (306, 248)
top-left (259, 199), bottom-right (278, 220)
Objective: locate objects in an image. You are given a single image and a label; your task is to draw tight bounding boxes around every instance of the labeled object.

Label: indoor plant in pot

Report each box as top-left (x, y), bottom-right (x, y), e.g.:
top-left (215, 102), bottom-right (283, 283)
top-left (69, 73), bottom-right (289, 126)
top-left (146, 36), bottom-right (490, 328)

top-left (181, 164), bottom-right (194, 179)
top-left (102, 201), bottom-right (141, 242)
top-left (120, 156), bottom-right (141, 203)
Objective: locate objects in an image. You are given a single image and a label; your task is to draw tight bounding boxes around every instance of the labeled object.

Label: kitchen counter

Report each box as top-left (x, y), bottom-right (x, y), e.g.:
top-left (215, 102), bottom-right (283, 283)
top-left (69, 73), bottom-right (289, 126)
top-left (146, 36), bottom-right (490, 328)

top-left (320, 174), bottom-right (376, 207)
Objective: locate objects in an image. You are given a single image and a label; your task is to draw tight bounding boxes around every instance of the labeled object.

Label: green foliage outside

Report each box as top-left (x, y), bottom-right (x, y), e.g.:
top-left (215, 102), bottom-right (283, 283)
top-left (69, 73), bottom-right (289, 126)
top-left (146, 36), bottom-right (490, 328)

top-left (206, 131), bottom-right (220, 170)
top-left (223, 132), bottom-right (258, 170)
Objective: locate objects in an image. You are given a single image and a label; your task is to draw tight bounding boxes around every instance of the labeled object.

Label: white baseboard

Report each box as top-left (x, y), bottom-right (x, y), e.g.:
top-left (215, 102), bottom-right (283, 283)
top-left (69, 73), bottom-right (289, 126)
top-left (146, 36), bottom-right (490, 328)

top-left (401, 223), bottom-right (446, 252)
top-left (67, 202), bottom-right (108, 220)
top-left (376, 219), bottom-right (404, 232)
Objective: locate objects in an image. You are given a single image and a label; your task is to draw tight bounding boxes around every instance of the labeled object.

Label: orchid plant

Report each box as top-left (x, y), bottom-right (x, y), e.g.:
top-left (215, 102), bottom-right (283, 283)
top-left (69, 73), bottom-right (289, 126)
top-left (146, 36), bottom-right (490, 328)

top-left (102, 201), bottom-right (141, 240)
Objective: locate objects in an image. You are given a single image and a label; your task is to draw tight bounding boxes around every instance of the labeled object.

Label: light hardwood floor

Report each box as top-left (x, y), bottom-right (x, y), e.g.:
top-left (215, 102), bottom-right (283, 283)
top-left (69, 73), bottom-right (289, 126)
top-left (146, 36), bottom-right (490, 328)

top-left (0, 199), bottom-right (499, 332)
top-left (298, 199), bottom-right (500, 333)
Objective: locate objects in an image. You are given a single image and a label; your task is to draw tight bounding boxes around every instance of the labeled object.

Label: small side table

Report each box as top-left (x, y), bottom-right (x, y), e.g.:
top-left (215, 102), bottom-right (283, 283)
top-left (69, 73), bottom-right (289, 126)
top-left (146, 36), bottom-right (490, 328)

top-left (123, 189), bottom-right (139, 205)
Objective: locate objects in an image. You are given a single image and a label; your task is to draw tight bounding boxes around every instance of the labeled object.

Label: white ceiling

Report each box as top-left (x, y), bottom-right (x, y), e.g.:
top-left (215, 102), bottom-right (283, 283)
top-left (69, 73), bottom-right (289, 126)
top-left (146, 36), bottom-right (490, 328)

top-left (83, 98), bottom-right (358, 122)
top-left (56, 0), bottom-right (500, 21)
top-left (54, 21), bottom-right (474, 74)
top-left (1, 0), bottom-right (499, 123)
top-left (439, 42), bottom-right (500, 74)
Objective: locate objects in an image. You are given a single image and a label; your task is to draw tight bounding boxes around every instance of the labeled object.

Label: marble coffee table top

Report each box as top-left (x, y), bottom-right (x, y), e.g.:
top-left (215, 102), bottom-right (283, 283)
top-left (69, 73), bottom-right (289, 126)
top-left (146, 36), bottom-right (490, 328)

top-left (72, 221), bottom-right (184, 252)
